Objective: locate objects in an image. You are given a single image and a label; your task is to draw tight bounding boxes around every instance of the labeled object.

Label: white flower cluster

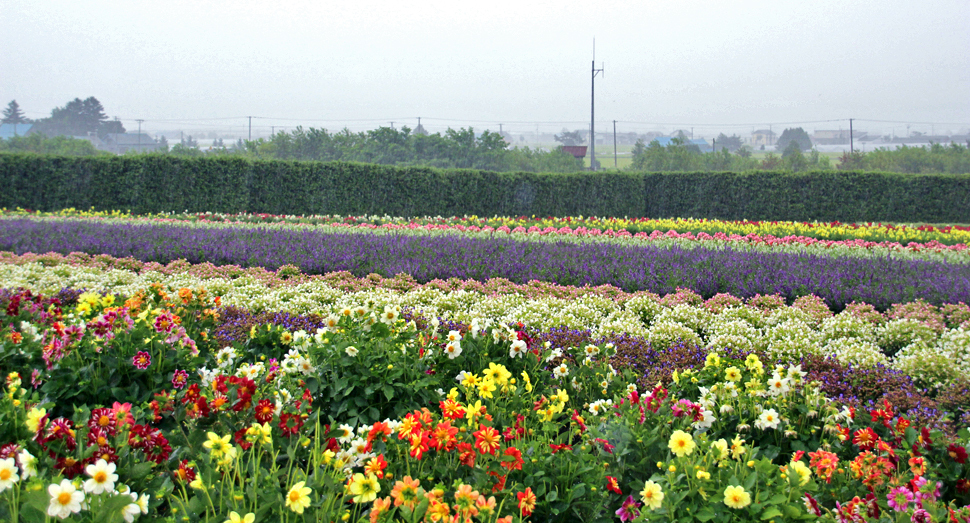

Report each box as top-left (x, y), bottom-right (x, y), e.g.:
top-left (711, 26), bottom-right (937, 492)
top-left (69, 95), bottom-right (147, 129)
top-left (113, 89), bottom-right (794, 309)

top-left (3, 262), bottom-right (970, 385)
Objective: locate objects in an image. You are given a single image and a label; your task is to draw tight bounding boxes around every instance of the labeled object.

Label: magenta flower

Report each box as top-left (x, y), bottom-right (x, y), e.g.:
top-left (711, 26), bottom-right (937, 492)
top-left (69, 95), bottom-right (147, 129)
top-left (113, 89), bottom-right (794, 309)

top-left (132, 351), bottom-right (152, 370)
top-left (911, 508), bottom-right (931, 523)
top-left (171, 370), bottom-right (188, 390)
top-left (887, 486), bottom-right (912, 512)
top-left (615, 495), bottom-right (641, 522)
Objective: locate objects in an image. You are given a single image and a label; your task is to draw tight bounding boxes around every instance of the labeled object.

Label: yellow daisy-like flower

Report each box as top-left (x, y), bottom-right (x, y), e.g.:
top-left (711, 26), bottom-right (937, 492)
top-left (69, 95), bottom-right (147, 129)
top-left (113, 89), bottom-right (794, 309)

top-left (461, 373), bottom-right (481, 388)
top-left (203, 432), bottom-right (232, 459)
top-left (477, 379), bottom-right (496, 399)
top-left (25, 407), bottom-right (46, 433)
top-left (722, 485), bottom-right (751, 509)
top-left (789, 460), bottom-right (812, 486)
top-left (484, 363), bottom-right (511, 386)
top-left (521, 371), bottom-right (533, 393)
top-left (348, 473), bottom-right (381, 504)
top-left (668, 430), bottom-right (696, 457)
top-left (224, 511), bottom-right (256, 523)
top-left (245, 423), bottom-right (273, 446)
top-left (285, 481), bottom-right (313, 514)
top-left (724, 366), bottom-right (742, 382)
top-left (640, 480), bottom-right (664, 510)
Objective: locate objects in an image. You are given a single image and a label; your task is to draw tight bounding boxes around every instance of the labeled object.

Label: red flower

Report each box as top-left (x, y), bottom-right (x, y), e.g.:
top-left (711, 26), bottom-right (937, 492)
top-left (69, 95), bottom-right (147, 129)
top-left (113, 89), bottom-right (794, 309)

top-left (516, 487), bottom-right (537, 516)
top-left (549, 443), bottom-right (572, 454)
top-left (174, 459), bottom-right (196, 483)
top-left (501, 446), bottom-right (524, 471)
top-left (473, 425), bottom-right (501, 455)
top-left (88, 408), bottom-right (117, 436)
top-left (278, 413), bottom-right (303, 436)
top-left (408, 432), bottom-right (432, 460)
top-left (254, 399), bottom-right (276, 424)
top-left (852, 428), bottom-right (878, 451)
top-left (595, 438), bottom-right (615, 454)
top-left (54, 455), bottom-right (84, 478)
top-left (488, 471), bottom-right (506, 493)
top-left (132, 351), bottom-right (152, 369)
top-left (234, 428), bottom-right (252, 451)
top-left (457, 442), bottom-right (477, 468)
top-left (606, 476), bottom-right (622, 495)
top-left (956, 479), bottom-right (970, 494)
top-left (171, 369), bottom-right (188, 390)
top-left (948, 444), bottom-right (968, 464)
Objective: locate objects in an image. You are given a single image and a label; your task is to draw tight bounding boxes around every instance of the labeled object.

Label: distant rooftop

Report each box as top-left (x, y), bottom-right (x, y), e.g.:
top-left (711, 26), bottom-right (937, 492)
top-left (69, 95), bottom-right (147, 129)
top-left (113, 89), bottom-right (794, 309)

top-left (0, 123), bottom-right (33, 139)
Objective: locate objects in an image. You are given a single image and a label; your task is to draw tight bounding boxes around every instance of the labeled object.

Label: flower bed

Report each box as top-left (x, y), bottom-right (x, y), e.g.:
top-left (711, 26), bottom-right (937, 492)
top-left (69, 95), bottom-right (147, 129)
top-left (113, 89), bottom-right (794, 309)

top-left (9, 208), bottom-right (970, 246)
top-left (2, 217), bottom-right (970, 310)
top-left (0, 281), bottom-right (969, 522)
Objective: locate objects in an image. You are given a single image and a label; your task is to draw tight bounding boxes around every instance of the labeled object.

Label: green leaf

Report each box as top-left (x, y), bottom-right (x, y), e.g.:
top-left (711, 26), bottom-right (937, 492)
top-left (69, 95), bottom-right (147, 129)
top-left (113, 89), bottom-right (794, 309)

top-left (567, 483), bottom-right (586, 502)
top-left (547, 489), bottom-right (558, 502)
top-left (760, 507), bottom-right (783, 520)
top-left (694, 506), bottom-right (716, 522)
top-left (383, 385), bottom-right (395, 401)
top-left (128, 460), bottom-right (155, 481)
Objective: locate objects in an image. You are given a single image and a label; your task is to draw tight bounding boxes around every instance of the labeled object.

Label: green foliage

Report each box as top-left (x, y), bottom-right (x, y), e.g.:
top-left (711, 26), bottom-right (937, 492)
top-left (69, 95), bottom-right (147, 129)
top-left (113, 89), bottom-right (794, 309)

top-left (1, 100), bottom-right (30, 125)
top-left (0, 134), bottom-right (109, 156)
top-left (2, 154), bottom-right (970, 222)
top-left (775, 127), bottom-right (813, 153)
top-left (30, 96), bottom-right (125, 138)
top-left (251, 125), bottom-right (584, 173)
top-left (842, 142), bottom-right (970, 174)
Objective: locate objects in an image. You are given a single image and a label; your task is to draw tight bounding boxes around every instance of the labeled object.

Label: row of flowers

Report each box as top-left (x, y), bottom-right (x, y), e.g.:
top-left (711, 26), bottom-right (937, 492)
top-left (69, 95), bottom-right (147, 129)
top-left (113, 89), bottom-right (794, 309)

top-left (0, 281), bottom-right (969, 522)
top-left (2, 213), bottom-right (969, 265)
top-left (2, 257), bottom-right (970, 389)
top-left (9, 208), bottom-right (970, 246)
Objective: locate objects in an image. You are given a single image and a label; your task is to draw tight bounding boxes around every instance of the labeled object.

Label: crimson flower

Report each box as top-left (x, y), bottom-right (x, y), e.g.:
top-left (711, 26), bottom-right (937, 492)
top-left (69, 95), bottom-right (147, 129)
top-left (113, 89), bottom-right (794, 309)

top-left (171, 370), bottom-right (188, 390)
top-left (132, 351), bottom-right (152, 369)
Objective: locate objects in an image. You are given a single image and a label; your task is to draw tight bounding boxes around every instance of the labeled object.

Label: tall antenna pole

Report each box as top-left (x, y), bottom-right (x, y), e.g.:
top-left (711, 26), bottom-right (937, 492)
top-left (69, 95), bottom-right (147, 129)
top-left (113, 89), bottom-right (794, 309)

top-left (136, 119), bottom-right (144, 146)
top-left (248, 116), bottom-right (252, 141)
top-left (590, 40), bottom-right (604, 171)
top-left (613, 120), bottom-right (617, 168)
top-left (849, 118), bottom-right (854, 153)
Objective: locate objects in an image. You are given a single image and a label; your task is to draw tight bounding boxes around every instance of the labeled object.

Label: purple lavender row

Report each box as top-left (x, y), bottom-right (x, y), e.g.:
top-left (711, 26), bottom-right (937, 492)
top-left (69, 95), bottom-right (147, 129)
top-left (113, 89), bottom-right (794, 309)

top-left (1, 218), bottom-right (969, 310)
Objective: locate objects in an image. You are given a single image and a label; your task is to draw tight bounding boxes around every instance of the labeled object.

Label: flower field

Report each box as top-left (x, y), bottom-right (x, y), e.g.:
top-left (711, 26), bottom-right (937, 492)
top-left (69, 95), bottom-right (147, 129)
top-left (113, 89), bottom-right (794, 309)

top-left (1, 212), bottom-right (969, 522)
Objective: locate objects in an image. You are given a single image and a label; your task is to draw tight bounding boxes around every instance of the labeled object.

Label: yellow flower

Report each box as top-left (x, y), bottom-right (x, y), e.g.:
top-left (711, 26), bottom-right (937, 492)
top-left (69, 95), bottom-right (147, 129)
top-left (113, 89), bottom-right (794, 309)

top-left (712, 439), bottom-right (729, 460)
top-left (484, 363), bottom-right (511, 386)
top-left (696, 470), bottom-right (711, 481)
top-left (203, 433), bottom-right (232, 459)
top-left (461, 373), bottom-right (481, 388)
top-left (477, 379), bottom-right (496, 399)
top-left (224, 512), bottom-right (255, 523)
top-left (245, 423), bottom-right (273, 446)
top-left (724, 367), bottom-right (742, 382)
top-left (722, 485), bottom-right (751, 509)
top-left (285, 481), bottom-right (312, 514)
top-left (640, 480), bottom-right (664, 510)
top-left (730, 436), bottom-right (746, 460)
top-left (25, 407), bottom-right (46, 433)
top-left (189, 477), bottom-right (205, 490)
top-left (521, 371), bottom-right (533, 392)
top-left (789, 460), bottom-right (811, 486)
top-left (704, 353), bottom-right (721, 368)
top-left (668, 430), bottom-right (696, 457)
top-left (348, 473), bottom-right (380, 503)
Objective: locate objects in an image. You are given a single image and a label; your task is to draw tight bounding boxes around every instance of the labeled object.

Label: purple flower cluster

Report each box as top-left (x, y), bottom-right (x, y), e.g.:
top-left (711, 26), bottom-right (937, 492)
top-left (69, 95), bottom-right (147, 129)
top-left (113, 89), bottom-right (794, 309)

top-left (2, 218), bottom-right (969, 310)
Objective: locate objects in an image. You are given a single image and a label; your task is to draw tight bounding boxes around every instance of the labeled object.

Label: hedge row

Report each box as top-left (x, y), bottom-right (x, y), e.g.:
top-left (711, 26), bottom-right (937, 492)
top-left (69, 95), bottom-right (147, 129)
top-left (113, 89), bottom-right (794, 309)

top-left (1, 153), bottom-right (969, 222)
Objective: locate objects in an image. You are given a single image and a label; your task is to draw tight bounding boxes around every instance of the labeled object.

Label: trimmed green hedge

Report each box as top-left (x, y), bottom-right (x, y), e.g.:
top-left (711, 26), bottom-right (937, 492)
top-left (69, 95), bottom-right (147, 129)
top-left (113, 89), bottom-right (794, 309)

top-left (1, 153), bottom-right (968, 222)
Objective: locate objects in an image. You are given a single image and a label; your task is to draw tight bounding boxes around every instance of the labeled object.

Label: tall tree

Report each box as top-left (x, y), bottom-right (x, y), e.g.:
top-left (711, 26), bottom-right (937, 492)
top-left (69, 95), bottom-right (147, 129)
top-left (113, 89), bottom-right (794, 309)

top-left (32, 96), bottom-right (124, 137)
top-left (1, 100), bottom-right (30, 125)
top-left (775, 127), bottom-right (813, 152)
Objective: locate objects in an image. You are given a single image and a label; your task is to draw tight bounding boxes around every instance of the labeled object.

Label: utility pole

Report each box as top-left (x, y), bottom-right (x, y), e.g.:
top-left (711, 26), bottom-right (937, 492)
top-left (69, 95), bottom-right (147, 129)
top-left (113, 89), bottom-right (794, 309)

top-left (389, 121), bottom-right (395, 130)
top-left (248, 116), bottom-right (252, 141)
top-left (849, 118), bottom-right (854, 153)
top-left (613, 120), bottom-right (617, 168)
top-left (590, 41), bottom-right (604, 171)
top-left (271, 126), bottom-right (275, 136)
top-left (136, 119), bottom-right (144, 146)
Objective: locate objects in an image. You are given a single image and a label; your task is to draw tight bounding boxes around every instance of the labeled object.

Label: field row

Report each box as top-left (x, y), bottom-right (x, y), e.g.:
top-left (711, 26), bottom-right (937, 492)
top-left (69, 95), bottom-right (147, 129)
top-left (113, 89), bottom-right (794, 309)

top-left (1, 217), bottom-right (969, 310)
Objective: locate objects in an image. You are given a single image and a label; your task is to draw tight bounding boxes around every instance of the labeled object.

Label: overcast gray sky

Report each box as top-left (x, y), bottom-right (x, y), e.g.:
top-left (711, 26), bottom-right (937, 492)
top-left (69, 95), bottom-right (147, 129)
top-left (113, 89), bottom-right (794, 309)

top-left (2, 0), bottom-right (969, 137)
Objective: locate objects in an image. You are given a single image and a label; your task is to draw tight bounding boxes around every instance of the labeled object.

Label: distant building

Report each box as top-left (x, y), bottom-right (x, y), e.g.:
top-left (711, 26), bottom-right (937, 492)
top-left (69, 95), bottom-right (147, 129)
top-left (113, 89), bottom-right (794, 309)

top-left (751, 129), bottom-right (776, 148)
top-left (0, 123), bottom-right (34, 140)
top-left (71, 133), bottom-right (105, 149)
top-left (561, 146), bottom-right (588, 159)
top-left (647, 137), bottom-right (711, 152)
top-left (813, 130), bottom-right (851, 145)
top-left (101, 133), bottom-right (162, 154)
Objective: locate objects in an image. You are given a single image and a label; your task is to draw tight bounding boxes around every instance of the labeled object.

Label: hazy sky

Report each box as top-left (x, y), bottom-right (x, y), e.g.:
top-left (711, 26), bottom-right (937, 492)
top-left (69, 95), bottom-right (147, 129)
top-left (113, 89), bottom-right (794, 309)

top-left (2, 0), bottom-right (969, 137)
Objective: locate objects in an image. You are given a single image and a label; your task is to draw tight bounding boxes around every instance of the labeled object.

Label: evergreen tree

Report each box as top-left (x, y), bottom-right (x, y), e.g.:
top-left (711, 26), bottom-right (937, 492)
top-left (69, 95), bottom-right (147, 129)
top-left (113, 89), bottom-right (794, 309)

top-left (1, 100), bottom-right (30, 125)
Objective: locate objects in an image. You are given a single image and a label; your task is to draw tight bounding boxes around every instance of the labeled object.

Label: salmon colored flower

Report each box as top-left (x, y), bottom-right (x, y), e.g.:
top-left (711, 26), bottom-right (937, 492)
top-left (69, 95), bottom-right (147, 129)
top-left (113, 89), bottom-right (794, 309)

top-left (390, 476), bottom-right (422, 509)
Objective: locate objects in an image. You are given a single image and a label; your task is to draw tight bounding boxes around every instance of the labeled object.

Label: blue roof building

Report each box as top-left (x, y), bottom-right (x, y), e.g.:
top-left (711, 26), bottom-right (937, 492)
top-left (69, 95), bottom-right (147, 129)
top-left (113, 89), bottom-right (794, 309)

top-left (0, 123), bottom-right (33, 140)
